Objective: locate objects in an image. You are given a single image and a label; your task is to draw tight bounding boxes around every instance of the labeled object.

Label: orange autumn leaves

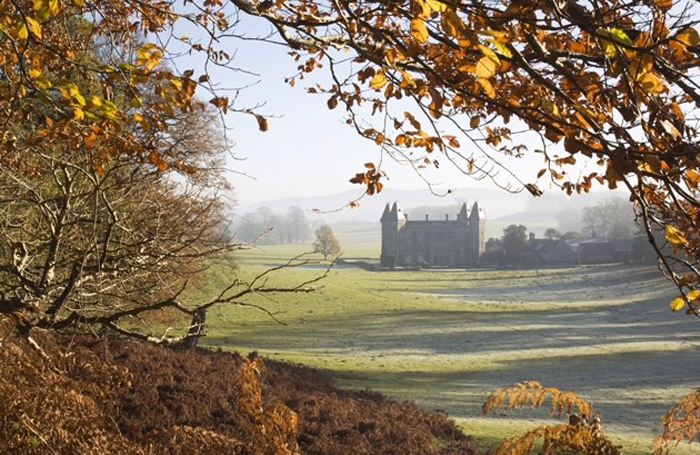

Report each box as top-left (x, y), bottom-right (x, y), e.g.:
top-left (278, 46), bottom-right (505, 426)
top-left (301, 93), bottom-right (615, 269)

top-left (271, 0), bottom-right (700, 313)
top-left (1, 0), bottom-right (270, 176)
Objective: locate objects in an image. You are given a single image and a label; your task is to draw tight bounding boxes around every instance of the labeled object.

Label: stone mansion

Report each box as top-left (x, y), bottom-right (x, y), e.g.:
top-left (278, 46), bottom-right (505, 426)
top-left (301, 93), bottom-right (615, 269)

top-left (380, 202), bottom-right (486, 268)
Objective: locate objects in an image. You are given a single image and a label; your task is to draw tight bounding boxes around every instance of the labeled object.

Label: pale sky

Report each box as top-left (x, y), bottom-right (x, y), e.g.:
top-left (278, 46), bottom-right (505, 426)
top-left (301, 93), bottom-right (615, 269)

top-left (177, 16), bottom-right (600, 208)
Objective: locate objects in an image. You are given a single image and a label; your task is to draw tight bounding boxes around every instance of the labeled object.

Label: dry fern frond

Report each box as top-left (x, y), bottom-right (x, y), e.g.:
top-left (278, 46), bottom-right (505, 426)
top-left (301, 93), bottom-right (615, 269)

top-left (234, 353), bottom-right (300, 455)
top-left (654, 388), bottom-right (700, 455)
top-left (483, 381), bottom-right (594, 418)
top-left (495, 423), bottom-right (621, 455)
top-left (484, 382), bottom-right (620, 455)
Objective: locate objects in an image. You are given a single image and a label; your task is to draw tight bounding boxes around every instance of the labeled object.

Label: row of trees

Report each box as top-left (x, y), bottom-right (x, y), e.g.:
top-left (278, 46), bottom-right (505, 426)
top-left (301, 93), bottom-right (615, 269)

top-left (580, 198), bottom-right (637, 239)
top-left (234, 206), bottom-right (311, 245)
top-left (555, 198), bottom-right (637, 239)
top-left (233, 207), bottom-right (342, 259)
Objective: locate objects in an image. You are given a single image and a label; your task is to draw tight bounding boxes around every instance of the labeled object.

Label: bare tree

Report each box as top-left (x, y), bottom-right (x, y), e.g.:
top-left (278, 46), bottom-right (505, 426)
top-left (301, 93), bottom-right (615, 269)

top-left (581, 198), bottom-right (636, 239)
top-left (581, 207), bottom-right (601, 239)
top-left (0, 105), bottom-right (326, 348)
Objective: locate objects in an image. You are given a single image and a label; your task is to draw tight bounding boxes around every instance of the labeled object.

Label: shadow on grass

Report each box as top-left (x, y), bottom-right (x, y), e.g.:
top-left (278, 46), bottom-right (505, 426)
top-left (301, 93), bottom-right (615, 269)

top-left (207, 294), bottom-right (700, 434)
top-left (205, 264), bottom-right (699, 442)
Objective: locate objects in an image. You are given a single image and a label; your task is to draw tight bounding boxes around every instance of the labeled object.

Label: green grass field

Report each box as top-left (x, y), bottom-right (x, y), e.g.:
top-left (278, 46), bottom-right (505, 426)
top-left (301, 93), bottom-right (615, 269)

top-left (196, 240), bottom-right (700, 454)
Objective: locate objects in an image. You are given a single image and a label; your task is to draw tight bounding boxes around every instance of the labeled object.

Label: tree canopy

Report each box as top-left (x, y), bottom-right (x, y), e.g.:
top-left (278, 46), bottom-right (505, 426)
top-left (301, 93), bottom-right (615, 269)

top-left (313, 225), bottom-right (342, 259)
top-left (502, 224), bottom-right (528, 260)
top-left (4, 0), bottom-right (700, 314)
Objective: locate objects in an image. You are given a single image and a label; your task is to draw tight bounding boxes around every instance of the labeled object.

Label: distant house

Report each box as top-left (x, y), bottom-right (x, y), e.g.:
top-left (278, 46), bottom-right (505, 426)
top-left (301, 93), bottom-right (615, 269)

top-left (609, 238), bottom-right (634, 262)
top-left (576, 238), bottom-right (633, 264)
top-left (526, 236), bottom-right (576, 265)
top-left (482, 237), bottom-right (504, 265)
top-left (630, 230), bottom-right (669, 264)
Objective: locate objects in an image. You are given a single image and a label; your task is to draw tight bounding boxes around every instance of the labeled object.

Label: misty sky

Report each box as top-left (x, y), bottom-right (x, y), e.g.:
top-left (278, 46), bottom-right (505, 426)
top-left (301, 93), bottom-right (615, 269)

top-left (187, 16), bottom-right (604, 208)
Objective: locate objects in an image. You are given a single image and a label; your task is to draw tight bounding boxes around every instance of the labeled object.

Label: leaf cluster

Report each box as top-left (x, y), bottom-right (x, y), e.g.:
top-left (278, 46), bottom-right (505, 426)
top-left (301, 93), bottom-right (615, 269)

top-left (483, 381), bottom-right (594, 419)
top-left (242, 0), bottom-right (700, 317)
top-left (484, 382), bottom-right (620, 455)
top-left (654, 388), bottom-right (700, 455)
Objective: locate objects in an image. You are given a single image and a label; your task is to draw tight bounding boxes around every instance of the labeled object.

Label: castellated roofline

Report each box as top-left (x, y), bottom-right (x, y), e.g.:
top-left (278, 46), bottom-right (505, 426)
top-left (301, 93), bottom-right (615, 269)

top-left (380, 203), bottom-right (392, 222)
top-left (381, 201), bottom-right (406, 222)
top-left (379, 200), bottom-right (486, 268)
top-left (470, 201), bottom-right (486, 220)
top-left (457, 202), bottom-right (469, 221)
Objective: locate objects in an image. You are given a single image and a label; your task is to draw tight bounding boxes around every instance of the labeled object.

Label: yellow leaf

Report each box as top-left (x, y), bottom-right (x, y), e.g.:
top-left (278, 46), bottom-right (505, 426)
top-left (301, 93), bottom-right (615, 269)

top-left (492, 39), bottom-right (512, 58)
top-left (26, 17), bottom-right (42, 39)
top-left (609, 28), bottom-right (632, 45)
top-left (677, 27), bottom-right (700, 47)
top-left (477, 45), bottom-right (499, 60)
top-left (35, 77), bottom-right (52, 89)
top-left (370, 71), bottom-right (388, 90)
top-left (477, 78), bottom-right (495, 98)
top-left (34, 0), bottom-right (50, 20)
top-left (666, 225), bottom-right (688, 246)
top-left (598, 28), bottom-right (632, 58)
top-left (475, 56), bottom-right (499, 79)
top-left (400, 71), bottom-right (416, 89)
top-left (480, 29), bottom-right (507, 39)
top-left (600, 40), bottom-right (617, 58)
top-left (73, 108), bottom-right (84, 120)
top-left (671, 297), bottom-right (686, 312)
top-left (49, 0), bottom-right (60, 16)
top-left (427, 0), bottom-right (446, 12)
top-left (17, 23), bottom-right (28, 41)
top-left (639, 72), bottom-right (666, 95)
top-left (410, 19), bottom-right (429, 44)
top-left (441, 9), bottom-right (462, 38)
top-left (133, 114), bottom-right (145, 123)
top-left (688, 290), bottom-right (700, 301)
top-left (639, 162), bottom-right (654, 173)
top-left (29, 67), bottom-right (42, 78)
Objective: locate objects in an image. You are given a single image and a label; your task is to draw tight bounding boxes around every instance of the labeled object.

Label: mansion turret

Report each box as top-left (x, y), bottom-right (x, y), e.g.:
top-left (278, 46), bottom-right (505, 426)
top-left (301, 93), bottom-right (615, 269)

top-left (380, 202), bottom-right (485, 268)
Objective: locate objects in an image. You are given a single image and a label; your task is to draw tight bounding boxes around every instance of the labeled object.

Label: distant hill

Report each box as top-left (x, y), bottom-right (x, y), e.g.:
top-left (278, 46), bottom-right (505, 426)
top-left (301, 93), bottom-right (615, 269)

top-left (235, 187), bottom-right (632, 234)
top-left (236, 187), bottom-right (531, 223)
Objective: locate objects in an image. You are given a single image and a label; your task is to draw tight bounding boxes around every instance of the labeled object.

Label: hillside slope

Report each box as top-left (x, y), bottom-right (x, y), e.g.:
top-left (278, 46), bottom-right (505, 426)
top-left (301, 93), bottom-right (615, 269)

top-left (0, 325), bottom-right (478, 455)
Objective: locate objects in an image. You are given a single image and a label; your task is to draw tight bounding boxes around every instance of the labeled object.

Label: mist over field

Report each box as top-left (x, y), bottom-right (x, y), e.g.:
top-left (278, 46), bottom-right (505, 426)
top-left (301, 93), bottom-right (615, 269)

top-left (233, 187), bottom-right (636, 242)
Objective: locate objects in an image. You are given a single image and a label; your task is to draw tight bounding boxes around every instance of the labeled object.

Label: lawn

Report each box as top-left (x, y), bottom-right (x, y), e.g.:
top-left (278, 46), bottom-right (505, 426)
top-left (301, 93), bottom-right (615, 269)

top-left (197, 243), bottom-right (700, 454)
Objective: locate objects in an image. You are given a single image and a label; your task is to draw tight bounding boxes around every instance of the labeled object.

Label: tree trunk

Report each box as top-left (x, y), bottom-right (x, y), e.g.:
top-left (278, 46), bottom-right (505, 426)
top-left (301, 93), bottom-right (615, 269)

top-left (181, 308), bottom-right (207, 349)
